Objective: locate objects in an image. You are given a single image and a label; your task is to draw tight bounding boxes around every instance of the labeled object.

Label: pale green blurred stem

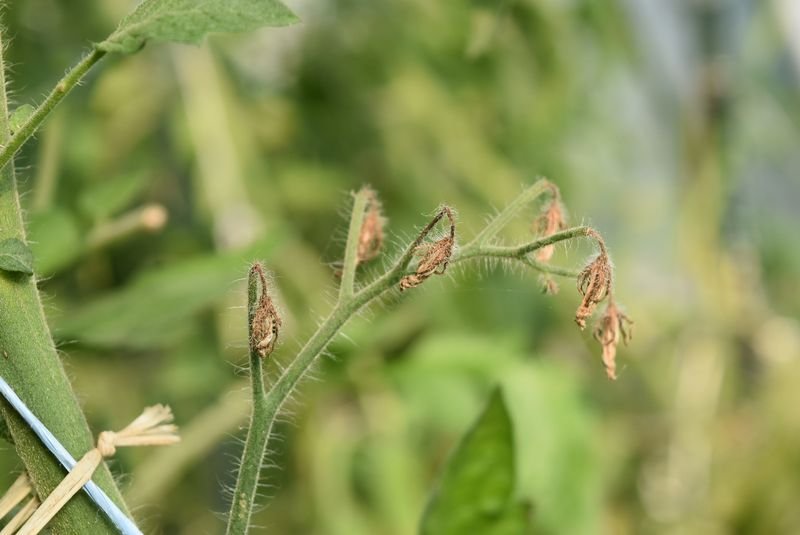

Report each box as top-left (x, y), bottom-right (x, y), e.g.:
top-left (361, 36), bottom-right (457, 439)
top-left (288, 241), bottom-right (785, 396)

top-left (226, 183), bottom-right (596, 534)
top-left (32, 108), bottom-right (66, 212)
top-left (0, 30), bottom-right (125, 534)
top-left (339, 188), bottom-right (370, 302)
top-left (86, 203), bottom-right (168, 250)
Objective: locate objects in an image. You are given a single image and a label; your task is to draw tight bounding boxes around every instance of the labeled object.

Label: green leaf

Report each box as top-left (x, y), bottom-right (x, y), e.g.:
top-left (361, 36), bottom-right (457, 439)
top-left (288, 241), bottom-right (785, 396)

top-left (28, 209), bottom-right (83, 275)
top-left (0, 238), bottom-right (34, 275)
top-left (421, 388), bottom-right (530, 535)
top-left (9, 104), bottom-right (34, 133)
top-left (96, 0), bottom-right (299, 54)
top-left (55, 233), bottom-right (285, 349)
top-left (78, 171), bottom-right (150, 221)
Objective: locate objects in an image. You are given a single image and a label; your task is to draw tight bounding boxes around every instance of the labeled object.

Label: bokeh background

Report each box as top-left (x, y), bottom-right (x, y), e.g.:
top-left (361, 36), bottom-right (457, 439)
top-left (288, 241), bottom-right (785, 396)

top-left (2, 0), bottom-right (800, 533)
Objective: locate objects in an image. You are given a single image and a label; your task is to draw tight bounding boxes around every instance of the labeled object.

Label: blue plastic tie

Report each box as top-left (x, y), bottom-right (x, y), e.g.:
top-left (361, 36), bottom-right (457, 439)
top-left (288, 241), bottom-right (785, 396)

top-left (0, 375), bottom-right (141, 534)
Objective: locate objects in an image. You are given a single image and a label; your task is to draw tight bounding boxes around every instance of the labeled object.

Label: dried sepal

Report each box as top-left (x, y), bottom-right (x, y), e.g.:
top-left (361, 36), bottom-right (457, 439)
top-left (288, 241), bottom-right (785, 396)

top-left (533, 187), bottom-right (566, 262)
top-left (593, 301), bottom-right (633, 380)
top-left (400, 206), bottom-right (456, 291)
top-left (250, 263), bottom-right (282, 358)
top-left (357, 188), bottom-right (385, 264)
top-left (574, 249), bottom-right (611, 329)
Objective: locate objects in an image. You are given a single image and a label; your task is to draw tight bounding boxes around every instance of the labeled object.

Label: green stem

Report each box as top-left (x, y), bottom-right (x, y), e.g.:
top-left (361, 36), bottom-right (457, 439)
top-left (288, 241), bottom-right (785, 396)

top-left (458, 226), bottom-right (594, 261)
top-left (32, 108), bottom-right (66, 212)
top-left (0, 33), bottom-right (124, 534)
top-left (225, 265), bottom-right (274, 535)
top-left (338, 188), bottom-right (371, 302)
top-left (226, 235), bottom-right (423, 534)
top-left (0, 49), bottom-right (105, 173)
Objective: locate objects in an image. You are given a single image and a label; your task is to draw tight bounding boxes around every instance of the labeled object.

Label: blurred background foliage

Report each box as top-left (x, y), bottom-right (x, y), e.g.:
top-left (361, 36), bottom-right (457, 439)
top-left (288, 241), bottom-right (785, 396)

top-left (1, 0), bottom-right (800, 533)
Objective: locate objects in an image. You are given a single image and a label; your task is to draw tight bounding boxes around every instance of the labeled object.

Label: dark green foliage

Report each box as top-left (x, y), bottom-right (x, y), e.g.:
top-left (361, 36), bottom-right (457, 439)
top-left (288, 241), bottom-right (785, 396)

top-left (421, 389), bottom-right (529, 535)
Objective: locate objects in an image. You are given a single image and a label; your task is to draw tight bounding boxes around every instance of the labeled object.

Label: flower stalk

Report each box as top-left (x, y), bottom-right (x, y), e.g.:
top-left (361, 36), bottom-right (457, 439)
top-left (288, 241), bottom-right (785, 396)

top-left (226, 179), bottom-right (632, 532)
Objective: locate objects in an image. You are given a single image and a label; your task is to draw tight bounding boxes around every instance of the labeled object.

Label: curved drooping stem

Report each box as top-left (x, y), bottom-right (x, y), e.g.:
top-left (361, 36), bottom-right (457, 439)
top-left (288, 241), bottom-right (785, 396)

top-left (226, 180), bottom-right (611, 534)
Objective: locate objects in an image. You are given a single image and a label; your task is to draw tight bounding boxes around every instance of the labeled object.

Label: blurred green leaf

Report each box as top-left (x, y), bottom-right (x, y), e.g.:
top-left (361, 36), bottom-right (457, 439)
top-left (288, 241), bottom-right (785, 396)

top-left (503, 364), bottom-right (600, 535)
top-left (394, 333), bottom-right (600, 534)
top-left (28, 209), bottom-right (82, 275)
top-left (420, 388), bottom-right (529, 535)
top-left (56, 233), bottom-right (285, 348)
top-left (96, 0), bottom-right (299, 54)
top-left (78, 171), bottom-right (149, 221)
top-left (0, 238), bottom-right (34, 274)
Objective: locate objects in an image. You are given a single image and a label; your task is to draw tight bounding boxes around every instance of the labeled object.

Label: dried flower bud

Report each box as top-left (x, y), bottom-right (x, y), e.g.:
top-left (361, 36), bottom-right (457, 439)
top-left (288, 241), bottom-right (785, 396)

top-left (533, 194), bottom-right (566, 262)
top-left (250, 264), bottom-right (282, 358)
top-left (357, 189), bottom-right (385, 264)
top-left (593, 301), bottom-right (633, 380)
top-left (575, 251), bottom-right (611, 329)
top-left (400, 207), bottom-right (456, 291)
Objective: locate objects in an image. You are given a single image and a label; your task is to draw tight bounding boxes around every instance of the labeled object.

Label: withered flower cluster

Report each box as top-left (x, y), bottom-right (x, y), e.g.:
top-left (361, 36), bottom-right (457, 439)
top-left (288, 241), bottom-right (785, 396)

top-left (400, 206), bottom-right (456, 291)
top-left (532, 187), bottom-right (633, 380)
top-left (574, 231), bottom-right (632, 380)
top-left (250, 264), bottom-right (282, 359)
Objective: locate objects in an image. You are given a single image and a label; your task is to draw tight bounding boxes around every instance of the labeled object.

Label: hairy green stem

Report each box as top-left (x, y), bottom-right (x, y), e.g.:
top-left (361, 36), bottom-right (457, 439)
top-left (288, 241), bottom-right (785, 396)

top-left (338, 188), bottom-right (371, 302)
top-left (225, 265), bottom-right (273, 535)
top-left (226, 196), bottom-right (592, 533)
top-left (0, 49), bottom-right (105, 173)
top-left (458, 226), bottom-right (594, 261)
top-left (0, 32), bottom-right (124, 534)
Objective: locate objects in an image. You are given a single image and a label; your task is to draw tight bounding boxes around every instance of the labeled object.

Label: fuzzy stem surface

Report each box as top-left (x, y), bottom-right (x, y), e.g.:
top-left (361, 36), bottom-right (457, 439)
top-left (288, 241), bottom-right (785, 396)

top-left (0, 32), bottom-right (125, 535)
top-left (338, 188), bottom-right (371, 302)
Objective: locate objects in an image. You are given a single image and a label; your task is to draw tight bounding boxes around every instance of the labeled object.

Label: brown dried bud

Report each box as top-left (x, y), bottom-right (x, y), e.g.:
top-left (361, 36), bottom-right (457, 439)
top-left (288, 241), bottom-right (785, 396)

top-left (533, 194), bottom-right (566, 262)
top-left (593, 301), bottom-right (633, 380)
top-left (250, 264), bottom-right (282, 358)
top-left (575, 251), bottom-right (612, 329)
top-left (357, 189), bottom-right (385, 264)
top-left (400, 207), bottom-right (456, 291)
